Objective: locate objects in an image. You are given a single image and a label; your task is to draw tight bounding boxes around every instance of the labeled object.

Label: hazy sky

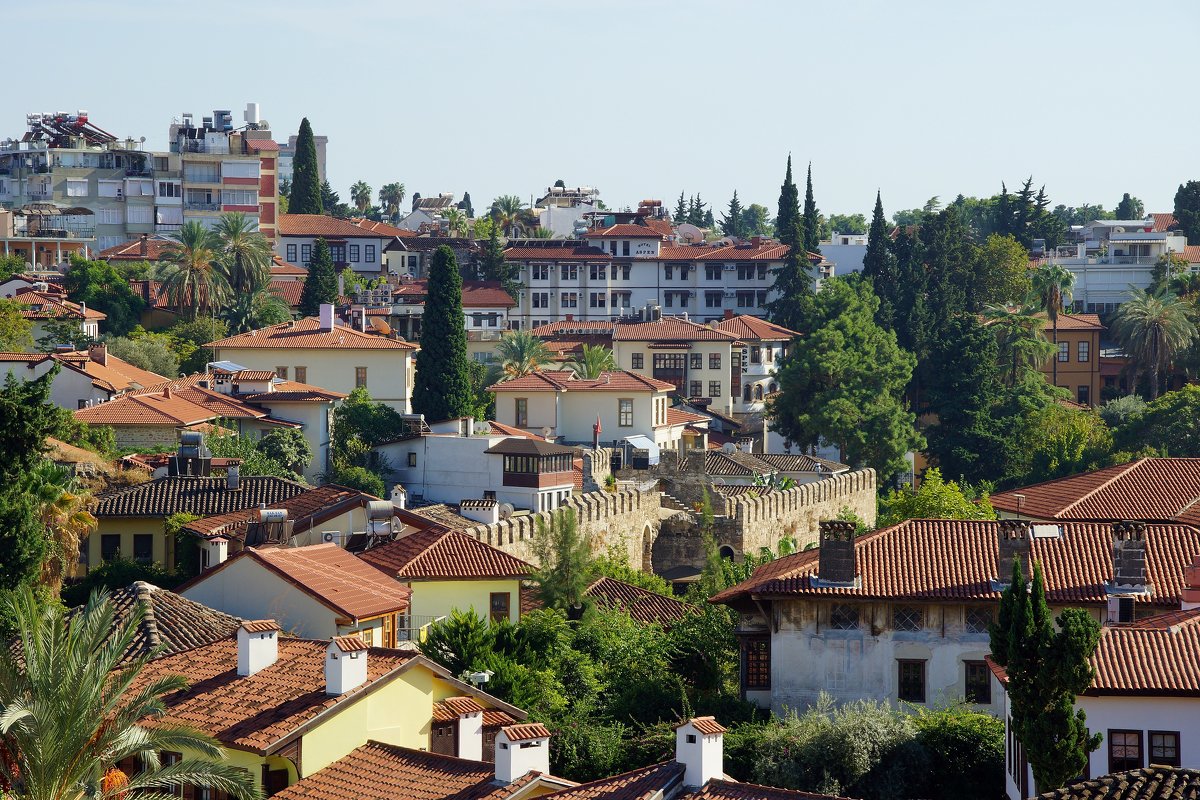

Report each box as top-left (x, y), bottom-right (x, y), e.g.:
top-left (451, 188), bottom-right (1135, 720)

top-left (7, 0), bottom-right (1198, 219)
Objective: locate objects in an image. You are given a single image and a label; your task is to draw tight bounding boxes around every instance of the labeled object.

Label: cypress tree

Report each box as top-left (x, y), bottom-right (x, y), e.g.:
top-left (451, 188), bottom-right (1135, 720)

top-left (289, 118), bottom-right (322, 215)
top-left (720, 191), bottom-right (745, 238)
top-left (412, 246), bottom-right (474, 422)
top-left (802, 163), bottom-right (821, 254)
top-left (766, 155), bottom-right (810, 329)
top-left (776, 155), bottom-right (799, 245)
top-left (862, 191), bottom-right (898, 328)
top-left (674, 192), bottom-right (687, 222)
top-left (458, 192), bottom-right (474, 218)
top-left (298, 238), bottom-right (338, 317)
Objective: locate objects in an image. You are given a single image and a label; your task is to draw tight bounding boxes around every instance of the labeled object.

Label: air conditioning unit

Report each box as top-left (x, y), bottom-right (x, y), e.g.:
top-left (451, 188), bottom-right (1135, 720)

top-left (723, 264), bottom-right (736, 271)
top-left (723, 290), bottom-right (735, 299)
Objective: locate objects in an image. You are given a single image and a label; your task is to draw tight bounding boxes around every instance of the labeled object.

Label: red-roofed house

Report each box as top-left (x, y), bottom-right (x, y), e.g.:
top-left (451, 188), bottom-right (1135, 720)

top-left (713, 312), bottom-right (798, 417)
top-left (7, 287), bottom-right (105, 342)
top-left (277, 214), bottom-right (394, 274)
top-left (612, 317), bottom-right (742, 416)
top-left (0, 344), bottom-right (168, 409)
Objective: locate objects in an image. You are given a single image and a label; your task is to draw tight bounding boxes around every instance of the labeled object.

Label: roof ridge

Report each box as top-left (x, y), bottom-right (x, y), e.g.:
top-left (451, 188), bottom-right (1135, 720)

top-left (1057, 459), bottom-right (1144, 516)
top-left (133, 580), bottom-right (162, 651)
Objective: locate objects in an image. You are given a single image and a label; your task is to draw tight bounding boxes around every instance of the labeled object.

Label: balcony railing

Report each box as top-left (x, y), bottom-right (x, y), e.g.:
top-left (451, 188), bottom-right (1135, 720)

top-left (183, 201), bottom-right (219, 211)
top-left (1107, 255), bottom-right (1158, 265)
top-left (397, 614), bottom-right (446, 643)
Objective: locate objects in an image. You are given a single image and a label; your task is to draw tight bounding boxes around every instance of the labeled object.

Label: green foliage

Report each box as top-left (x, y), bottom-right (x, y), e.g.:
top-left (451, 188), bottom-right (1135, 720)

top-left (568, 343), bottom-right (616, 379)
top-left (767, 155), bottom-right (812, 330)
top-left (590, 552), bottom-right (673, 596)
top-left (1173, 179), bottom-right (1200, 245)
top-left (168, 316), bottom-right (228, 374)
top-left (62, 256), bottom-right (146, 335)
top-left (497, 330), bottom-right (554, 378)
top-left (256, 428), bottom-right (313, 475)
top-left (325, 463), bottom-right (384, 496)
top-left (0, 488), bottom-right (44, 592)
top-left (0, 298), bottom-right (35, 351)
top-left (1115, 384), bottom-right (1200, 455)
top-left (331, 386), bottom-right (407, 469)
top-left (37, 317), bottom-right (94, 352)
top-left (720, 191), bottom-right (744, 238)
top-left (770, 276), bottom-right (921, 479)
top-left (298, 238), bottom-right (338, 317)
top-left (1022, 404), bottom-right (1113, 484)
top-left (990, 558), bottom-right (1102, 792)
top-left (0, 253), bottom-right (25, 281)
top-left (103, 332), bottom-right (180, 378)
top-left (1114, 192), bottom-right (1144, 220)
top-left (910, 707), bottom-right (1005, 800)
top-left (59, 554), bottom-right (185, 607)
top-left (740, 203), bottom-right (773, 237)
top-left (533, 509), bottom-right (592, 613)
top-left (878, 468), bottom-right (995, 528)
top-left (212, 212), bottom-right (272, 296)
top-left (822, 212), bottom-right (868, 239)
top-left (167, 512), bottom-right (203, 579)
top-left (801, 163), bottom-right (821, 254)
top-left (1110, 288), bottom-right (1197, 399)
top-left (1099, 394), bottom-right (1148, 429)
top-left (412, 246), bottom-right (474, 422)
top-left (290, 117), bottom-right (323, 215)
top-left (205, 429), bottom-right (305, 482)
top-left (466, 360), bottom-right (499, 421)
top-left (159, 221), bottom-right (229, 319)
top-left (977, 234), bottom-right (1032, 305)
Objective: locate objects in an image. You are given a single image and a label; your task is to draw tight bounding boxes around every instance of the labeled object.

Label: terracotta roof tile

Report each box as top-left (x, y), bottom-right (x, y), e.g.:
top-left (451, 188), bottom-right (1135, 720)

top-left (754, 454), bottom-right (848, 473)
top-left (403, 504), bottom-right (479, 531)
top-left (990, 458), bottom-right (1200, 522)
top-left (1151, 213), bottom-right (1178, 233)
top-left (432, 696), bottom-right (486, 720)
top-left (97, 236), bottom-right (174, 262)
top-left (1087, 608), bottom-right (1200, 695)
top-left (57, 351), bottom-right (168, 393)
top-left (182, 484), bottom-right (378, 540)
top-left (680, 451), bottom-right (776, 477)
top-left (713, 315), bottom-right (799, 342)
top-left (501, 723), bottom-right (551, 742)
top-left (1034, 766), bottom-right (1200, 799)
top-left (675, 716), bottom-right (727, 735)
top-left (331, 634), bottom-right (370, 652)
top-left (504, 244), bottom-right (613, 262)
top-left (709, 519), bottom-right (1200, 609)
top-left (359, 529), bottom-right (534, 580)
top-left (95, 476), bottom-right (307, 518)
top-left (585, 577), bottom-right (694, 624)
top-left (1183, 245), bottom-right (1200, 264)
top-left (349, 218), bottom-right (419, 238)
top-left (613, 318), bottom-right (741, 343)
top-left (241, 619), bottom-right (281, 633)
top-left (243, 138), bottom-right (280, 152)
top-left (583, 224), bottom-right (665, 239)
top-left (665, 408), bottom-right (709, 427)
top-left (270, 255), bottom-right (308, 275)
top-left (541, 761), bottom-right (685, 800)
top-left (211, 315), bottom-right (417, 350)
top-left (688, 780), bottom-right (850, 800)
top-left (278, 214), bottom-right (392, 239)
top-left (12, 289), bottom-right (105, 320)
top-left (488, 370), bottom-right (674, 393)
top-left (269, 279), bottom-right (304, 307)
top-left (530, 320), bottom-right (616, 335)
top-left (391, 279), bottom-right (516, 308)
top-left (75, 390), bottom-right (226, 426)
top-left (1040, 312), bottom-right (1105, 331)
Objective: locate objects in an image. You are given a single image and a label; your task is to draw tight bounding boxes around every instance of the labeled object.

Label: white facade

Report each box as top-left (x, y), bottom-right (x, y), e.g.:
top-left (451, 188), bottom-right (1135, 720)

top-left (820, 243), bottom-right (868, 276)
top-left (491, 383), bottom-right (678, 449)
top-left (676, 720), bottom-right (724, 788)
top-left (0, 356), bottom-right (109, 409)
top-left (611, 338), bottom-right (737, 417)
top-left (1051, 220), bottom-right (1190, 312)
top-left (278, 232), bottom-right (388, 275)
top-left (494, 728), bottom-right (551, 784)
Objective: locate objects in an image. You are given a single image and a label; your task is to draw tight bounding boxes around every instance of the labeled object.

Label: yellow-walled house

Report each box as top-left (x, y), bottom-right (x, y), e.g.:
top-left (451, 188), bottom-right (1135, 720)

top-left (127, 621), bottom-right (532, 796)
top-left (1038, 312), bottom-right (1104, 408)
top-left (211, 304), bottom-right (418, 413)
top-left (612, 316), bottom-right (743, 417)
top-left (359, 528), bottom-right (534, 626)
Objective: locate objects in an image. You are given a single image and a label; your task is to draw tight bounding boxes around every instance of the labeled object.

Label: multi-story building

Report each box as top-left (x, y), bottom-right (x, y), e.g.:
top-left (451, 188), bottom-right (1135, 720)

top-left (712, 313), bottom-right (798, 418)
top-left (1039, 312), bottom-right (1104, 407)
top-left (534, 184), bottom-right (600, 237)
top-left (0, 206), bottom-right (95, 267)
top-left (277, 129), bottom-right (328, 186)
top-left (611, 316), bottom-right (742, 417)
top-left (276, 214), bottom-right (392, 274)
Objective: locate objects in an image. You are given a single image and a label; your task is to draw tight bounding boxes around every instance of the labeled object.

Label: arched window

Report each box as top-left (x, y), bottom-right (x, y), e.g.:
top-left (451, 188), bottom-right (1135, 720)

top-left (743, 384), bottom-right (752, 402)
top-left (769, 382), bottom-right (777, 394)
top-left (718, 545), bottom-right (736, 560)
top-left (754, 384), bottom-right (764, 401)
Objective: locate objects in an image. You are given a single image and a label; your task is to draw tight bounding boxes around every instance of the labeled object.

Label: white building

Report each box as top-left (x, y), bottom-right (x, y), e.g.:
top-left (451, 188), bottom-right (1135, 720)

top-left (534, 185), bottom-right (600, 238)
top-left (0, 345), bottom-right (167, 410)
top-left (820, 231), bottom-right (868, 276)
top-left (711, 313), bottom-right (797, 418)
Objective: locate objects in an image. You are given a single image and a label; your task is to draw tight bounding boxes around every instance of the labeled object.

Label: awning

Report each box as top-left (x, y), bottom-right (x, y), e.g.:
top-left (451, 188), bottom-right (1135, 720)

top-left (624, 435), bottom-right (660, 465)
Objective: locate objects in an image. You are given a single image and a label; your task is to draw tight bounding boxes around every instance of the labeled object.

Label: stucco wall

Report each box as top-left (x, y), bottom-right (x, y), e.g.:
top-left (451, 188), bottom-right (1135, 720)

top-left (215, 346), bottom-right (413, 411)
top-left (406, 578), bottom-right (524, 624)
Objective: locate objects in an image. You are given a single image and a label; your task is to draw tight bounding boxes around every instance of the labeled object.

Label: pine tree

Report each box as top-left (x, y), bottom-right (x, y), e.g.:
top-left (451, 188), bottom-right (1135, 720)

top-left (412, 246), bottom-right (474, 422)
top-left (298, 238), bottom-right (338, 317)
top-left (776, 155), bottom-right (799, 246)
top-left (766, 155), bottom-right (810, 329)
top-left (802, 163), bottom-right (821, 254)
top-left (720, 192), bottom-right (745, 238)
top-left (704, 207), bottom-right (715, 229)
top-left (994, 182), bottom-right (1012, 238)
top-left (862, 191), bottom-right (898, 327)
top-left (674, 192), bottom-right (687, 222)
top-left (1013, 177), bottom-right (1036, 247)
top-left (475, 222), bottom-right (519, 299)
top-left (289, 118), bottom-right (322, 215)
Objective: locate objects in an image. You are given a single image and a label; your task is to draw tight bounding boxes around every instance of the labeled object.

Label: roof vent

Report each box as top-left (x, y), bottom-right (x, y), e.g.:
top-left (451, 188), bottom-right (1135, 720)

top-left (814, 520), bottom-right (858, 587)
top-left (1108, 520), bottom-right (1150, 594)
top-left (995, 519), bottom-right (1032, 586)
top-left (237, 620), bottom-right (280, 676)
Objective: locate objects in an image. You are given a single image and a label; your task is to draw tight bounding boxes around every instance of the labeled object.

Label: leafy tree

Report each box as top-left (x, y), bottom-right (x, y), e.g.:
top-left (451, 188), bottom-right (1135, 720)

top-left (1114, 192), bottom-right (1144, 220)
top-left (568, 343), bottom-right (616, 379)
top-left (497, 330), bottom-right (554, 378)
top-left (1098, 394), bottom-right (1147, 429)
top-left (983, 303), bottom-right (1057, 388)
top-left (989, 558), bottom-right (1101, 793)
top-left (37, 318), bottom-right (95, 352)
top-left (1115, 384), bottom-right (1200, 456)
top-left (877, 468), bottom-right (995, 528)
top-left (256, 428), bottom-right (313, 476)
top-left (103, 333), bottom-right (179, 377)
top-left (821, 212), bottom-right (868, 240)
top-left (533, 509), bottom-right (592, 614)
top-left (977, 234), bottom-right (1032, 306)
top-left (474, 218), bottom-right (519, 296)
top-left (1111, 288), bottom-right (1197, 399)
top-left (159, 221), bottom-right (228, 319)
top-left (720, 191), bottom-right (745, 238)
top-left (0, 587), bottom-right (260, 800)
top-left (1028, 262), bottom-right (1075, 387)
top-left (412, 246), bottom-right (474, 422)
top-left (911, 707), bottom-right (1005, 800)
top-left (223, 289), bottom-right (291, 334)
top-left (0, 253), bottom-right (25, 281)
top-left (212, 212), bottom-right (272, 295)
top-left (1052, 203), bottom-right (1114, 227)
top-left (0, 298), bottom-right (35, 351)
top-left (325, 463), bottom-right (384, 496)
top-left (350, 180), bottom-right (372, 213)
top-left (801, 163), bottom-right (821, 253)
top-left (0, 486), bottom-right (43, 593)
top-left (490, 195), bottom-right (525, 235)
top-left (205, 429), bottom-right (304, 482)
top-left (1022, 403), bottom-right (1113, 485)
top-left (290, 117), bottom-right (322, 214)
top-left (1174, 180), bottom-right (1200, 244)
top-left (168, 317), bottom-right (228, 375)
top-left (443, 207), bottom-right (468, 239)
top-left (330, 386), bottom-right (407, 470)
top-left (297, 237), bottom-right (338, 317)
top-left (769, 276), bottom-right (921, 479)
top-left (740, 204), bottom-right (772, 237)
top-left (24, 461), bottom-right (96, 595)
top-left (62, 256), bottom-right (145, 335)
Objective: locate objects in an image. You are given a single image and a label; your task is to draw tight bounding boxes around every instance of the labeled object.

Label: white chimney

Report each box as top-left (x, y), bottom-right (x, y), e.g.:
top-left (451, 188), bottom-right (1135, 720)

top-left (458, 498), bottom-right (499, 525)
top-left (319, 302), bottom-right (335, 331)
top-left (390, 484), bottom-right (407, 510)
top-left (495, 724), bottom-right (551, 783)
top-left (675, 717), bottom-right (726, 788)
top-left (202, 537), bottom-right (228, 570)
top-left (443, 698), bottom-right (484, 761)
top-left (325, 636), bottom-right (369, 695)
top-left (237, 620), bottom-right (280, 676)
top-left (227, 462), bottom-right (240, 491)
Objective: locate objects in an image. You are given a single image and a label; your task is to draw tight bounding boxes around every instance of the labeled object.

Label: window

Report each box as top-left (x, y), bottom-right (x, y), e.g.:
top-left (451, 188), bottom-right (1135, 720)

top-left (286, 244), bottom-right (297, 262)
top-left (744, 384), bottom-right (752, 402)
top-left (490, 592), bottom-right (511, 623)
top-left (690, 353), bottom-right (703, 370)
top-left (589, 292), bottom-right (606, 308)
top-left (407, 452), bottom-right (417, 468)
top-left (275, 366), bottom-right (288, 379)
top-left (618, 399), bottom-right (633, 427)
top-left (1149, 731), bottom-right (1180, 767)
top-left (65, 178), bottom-right (88, 197)
top-left (631, 353), bottom-right (643, 370)
top-left (101, 534), bottom-right (121, 561)
top-left (829, 604), bottom-right (859, 630)
top-left (618, 264), bottom-right (631, 280)
top-left (532, 264), bottom-right (550, 281)
top-left (897, 660), bottom-right (926, 703)
top-left (561, 292), bottom-right (578, 308)
top-left (664, 292), bottom-right (674, 308)
top-left (706, 292), bottom-right (722, 308)
top-left (710, 353), bottom-right (721, 369)
top-left (709, 381), bottom-right (722, 397)
top-left (664, 265), bottom-right (674, 280)
top-left (133, 534), bottom-right (153, 564)
top-left (301, 244), bottom-right (311, 264)
top-left (742, 636), bottom-right (770, 690)
top-left (220, 189), bottom-right (256, 206)
top-left (220, 160), bottom-right (258, 179)
top-left (96, 208), bottom-right (122, 225)
top-left (690, 380), bottom-right (703, 397)
top-left (126, 206), bottom-right (153, 225)
top-left (1058, 341), bottom-right (1069, 362)
top-left (736, 291), bottom-right (754, 308)
top-left (893, 605), bottom-right (923, 632)
top-left (349, 244), bottom-right (360, 262)
top-left (562, 264), bottom-right (578, 280)
top-left (184, 163), bottom-right (219, 183)
top-left (1078, 385), bottom-right (1090, 406)
top-left (158, 181), bottom-right (181, 198)
top-left (706, 264), bottom-right (722, 280)
top-left (516, 398), bottom-right (528, 428)
top-left (965, 606), bottom-right (993, 633)
top-left (329, 244), bottom-right (347, 263)
top-left (1109, 730), bottom-right (1142, 773)
top-left (750, 345), bottom-right (762, 364)
top-left (622, 241), bottom-right (630, 257)
top-left (965, 661), bottom-right (991, 704)
top-left (294, 366), bottom-right (306, 383)
top-left (355, 367), bottom-right (367, 388)
top-left (737, 264), bottom-right (754, 280)
top-left (532, 292), bottom-right (549, 309)
top-left (589, 264), bottom-right (606, 280)
top-left (1078, 341), bottom-right (1089, 362)
top-left (365, 244), bottom-right (376, 263)
top-left (360, 627), bottom-right (375, 646)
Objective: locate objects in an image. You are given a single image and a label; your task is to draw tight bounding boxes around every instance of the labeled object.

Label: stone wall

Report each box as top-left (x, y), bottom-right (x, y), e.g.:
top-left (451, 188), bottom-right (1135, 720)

top-left (460, 488), bottom-right (660, 570)
top-left (111, 424), bottom-right (182, 451)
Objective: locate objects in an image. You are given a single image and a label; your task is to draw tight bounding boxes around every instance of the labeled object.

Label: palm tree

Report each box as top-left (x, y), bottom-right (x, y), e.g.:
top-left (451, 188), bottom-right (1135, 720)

top-left (568, 344), bottom-right (616, 379)
top-left (443, 207), bottom-right (468, 238)
top-left (0, 587), bottom-right (260, 800)
top-left (983, 303), bottom-right (1057, 388)
top-left (490, 195), bottom-right (524, 237)
top-left (496, 330), bottom-right (554, 378)
top-left (24, 462), bottom-right (96, 595)
top-left (223, 289), bottom-right (292, 333)
top-left (1111, 288), bottom-right (1198, 399)
top-left (378, 182), bottom-right (405, 220)
top-left (1028, 262), bottom-right (1076, 387)
top-left (212, 212), bottom-right (271, 295)
top-left (350, 181), bottom-right (372, 213)
top-left (529, 227), bottom-right (555, 239)
top-left (159, 221), bottom-right (228, 319)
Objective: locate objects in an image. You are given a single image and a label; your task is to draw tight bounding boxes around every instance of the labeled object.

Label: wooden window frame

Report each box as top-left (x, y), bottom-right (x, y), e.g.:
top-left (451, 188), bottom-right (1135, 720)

top-left (490, 592), bottom-right (511, 623)
top-left (1108, 729), bottom-right (1143, 773)
top-left (897, 659), bottom-right (926, 704)
top-left (964, 660), bottom-right (991, 704)
top-left (1149, 730), bottom-right (1180, 767)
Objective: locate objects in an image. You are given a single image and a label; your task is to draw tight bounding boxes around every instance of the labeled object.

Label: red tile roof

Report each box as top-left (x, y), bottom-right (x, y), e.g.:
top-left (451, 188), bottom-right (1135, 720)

top-left (583, 224), bottom-right (665, 239)
top-left (1151, 213), bottom-right (1177, 233)
top-left (11, 289), bottom-right (105, 320)
top-left (540, 761), bottom-right (686, 800)
top-left (331, 634), bottom-right (370, 652)
top-left (504, 244), bottom-right (612, 261)
top-left (51, 350), bottom-right (168, 393)
top-left (432, 696), bottom-right (486, 720)
top-left (1088, 608), bottom-right (1200, 695)
top-left (392, 279), bottom-right (515, 308)
top-left (241, 619), bottom-right (281, 633)
top-left (75, 388), bottom-right (229, 426)
top-left (688, 780), bottom-right (849, 800)
top-left (91, 581), bottom-right (243, 663)
top-left (97, 236), bottom-right (174, 262)
top-left (989, 458), bottom-right (1200, 523)
top-left (181, 484), bottom-right (381, 541)
top-left (350, 218), bottom-right (419, 238)
top-left (676, 716), bottom-right (726, 735)
top-left (1040, 312), bottom-right (1104, 331)
top-left (270, 255), bottom-right (308, 275)
top-left (278, 214), bottom-right (393, 239)
top-left (271, 741), bottom-right (545, 800)
top-left (530, 320), bottom-right (616, 335)
top-left (585, 577), bottom-right (694, 624)
top-left (709, 519), bottom-right (1200, 610)
top-left (487, 420), bottom-right (547, 440)
top-left (1183, 245), bottom-right (1200, 264)
top-left (243, 138), bottom-right (280, 152)
top-left (94, 475), bottom-right (308, 518)
top-left (665, 407), bottom-right (709, 427)
top-left (488, 369), bottom-right (674, 393)
top-left (501, 723), bottom-right (552, 742)
top-left (613, 318), bottom-right (741, 343)
top-left (212, 315), bottom-right (417, 350)
top-left (359, 529), bottom-right (534, 581)
top-left (655, 241), bottom-right (795, 262)
top-left (713, 315), bottom-right (799, 342)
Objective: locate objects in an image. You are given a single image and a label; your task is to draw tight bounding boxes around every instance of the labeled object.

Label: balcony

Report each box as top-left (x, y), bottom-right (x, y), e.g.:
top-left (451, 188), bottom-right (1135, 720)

top-left (155, 223), bottom-right (182, 233)
top-left (1107, 255), bottom-right (1159, 265)
top-left (397, 614), bottom-right (446, 643)
top-left (468, 329), bottom-right (504, 342)
top-left (183, 201), bottom-right (220, 211)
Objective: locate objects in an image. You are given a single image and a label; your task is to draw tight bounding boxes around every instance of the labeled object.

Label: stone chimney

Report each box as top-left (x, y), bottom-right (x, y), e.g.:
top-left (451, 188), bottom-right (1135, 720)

top-left (319, 302), bottom-right (335, 331)
top-left (88, 342), bottom-right (108, 366)
top-left (139, 233), bottom-right (148, 257)
top-left (325, 636), bottom-right (369, 695)
top-left (816, 520), bottom-right (857, 586)
top-left (675, 717), bottom-right (726, 788)
top-left (996, 519), bottom-right (1032, 584)
top-left (1110, 521), bottom-right (1148, 592)
top-left (495, 724), bottom-right (552, 784)
top-left (237, 620), bottom-right (280, 676)
top-left (227, 462), bottom-right (240, 491)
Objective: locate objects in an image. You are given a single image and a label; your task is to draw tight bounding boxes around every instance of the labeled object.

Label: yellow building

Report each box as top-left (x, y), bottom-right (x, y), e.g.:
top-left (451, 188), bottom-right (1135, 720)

top-left (359, 528), bottom-right (534, 625)
top-left (612, 316), bottom-right (742, 417)
top-left (1039, 312), bottom-right (1104, 408)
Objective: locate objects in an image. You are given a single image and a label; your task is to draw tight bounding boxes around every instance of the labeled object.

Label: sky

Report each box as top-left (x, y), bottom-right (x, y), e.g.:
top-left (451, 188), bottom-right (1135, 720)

top-left (6, 0), bottom-right (1199, 219)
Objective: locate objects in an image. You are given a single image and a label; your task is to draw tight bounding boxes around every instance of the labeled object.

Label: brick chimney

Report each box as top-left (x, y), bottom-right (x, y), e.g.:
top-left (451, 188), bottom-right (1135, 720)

top-left (88, 342), bottom-right (108, 366)
top-left (1110, 521), bottom-right (1148, 592)
top-left (723, 309), bottom-right (734, 320)
top-left (996, 519), bottom-right (1032, 585)
top-left (816, 520), bottom-right (857, 586)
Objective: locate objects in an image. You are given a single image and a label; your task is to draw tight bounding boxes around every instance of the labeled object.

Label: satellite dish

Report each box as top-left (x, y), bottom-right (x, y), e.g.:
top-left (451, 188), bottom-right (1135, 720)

top-left (541, 427), bottom-right (552, 439)
top-left (499, 503), bottom-right (514, 521)
top-left (370, 317), bottom-right (392, 335)
top-left (721, 442), bottom-right (736, 453)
